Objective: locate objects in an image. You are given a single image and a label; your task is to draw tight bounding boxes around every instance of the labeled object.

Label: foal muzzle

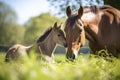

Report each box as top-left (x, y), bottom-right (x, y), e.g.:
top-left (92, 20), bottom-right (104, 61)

top-left (63, 42), bottom-right (67, 48)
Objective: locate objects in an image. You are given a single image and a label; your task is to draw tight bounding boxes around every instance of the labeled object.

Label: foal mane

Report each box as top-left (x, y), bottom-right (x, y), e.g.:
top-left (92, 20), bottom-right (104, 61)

top-left (36, 27), bottom-right (52, 43)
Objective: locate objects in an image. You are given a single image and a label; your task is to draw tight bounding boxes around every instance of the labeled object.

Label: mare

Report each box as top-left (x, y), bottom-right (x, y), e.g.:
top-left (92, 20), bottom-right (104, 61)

top-left (5, 22), bottom-right (67, 63)
top-left (65, 5), bottom-right (120, 59)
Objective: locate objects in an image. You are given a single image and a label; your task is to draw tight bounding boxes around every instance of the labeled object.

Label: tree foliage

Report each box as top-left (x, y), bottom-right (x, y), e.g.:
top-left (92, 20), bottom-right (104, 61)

top-left (104, 0), bottom-right (120, 10)
top-left (0, 24), bottom-right (25, 45)
top-left (0, 2), bottom-right (25, 45)
top-left (0, 2), bottom-right (17, 27)
top-left (47, 0), bottom-right (103, 16)
top-left (47, 0), bottom-right (120, 16)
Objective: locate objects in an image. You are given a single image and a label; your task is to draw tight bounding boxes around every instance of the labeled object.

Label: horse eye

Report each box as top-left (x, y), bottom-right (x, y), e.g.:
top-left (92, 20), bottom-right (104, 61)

top-left (57, 34), bottom-right (61, 37)
top-left (78, 29), bottom-right (82, 33)
top-left (79, 23), bottom-right (83, 26)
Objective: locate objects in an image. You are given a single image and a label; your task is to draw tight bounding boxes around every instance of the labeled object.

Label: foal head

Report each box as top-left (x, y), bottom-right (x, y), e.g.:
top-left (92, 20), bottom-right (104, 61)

top-left (65, 6), bottom-right (85, 59)
top-left (51, 22), bottom-right (67, 47)
top-left (36, 22), bottom-right (67, 48)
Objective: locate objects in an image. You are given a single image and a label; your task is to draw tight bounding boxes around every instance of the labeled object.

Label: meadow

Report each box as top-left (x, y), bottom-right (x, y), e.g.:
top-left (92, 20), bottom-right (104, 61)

top-left (0, 52), bottom-right (120, 80)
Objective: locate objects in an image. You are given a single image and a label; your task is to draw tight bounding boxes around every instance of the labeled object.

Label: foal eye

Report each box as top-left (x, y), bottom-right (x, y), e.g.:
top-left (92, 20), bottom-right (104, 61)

top-left (79, 23), bottom-right (83, 26)
top-left (57, 34), bottom-right (61, 37)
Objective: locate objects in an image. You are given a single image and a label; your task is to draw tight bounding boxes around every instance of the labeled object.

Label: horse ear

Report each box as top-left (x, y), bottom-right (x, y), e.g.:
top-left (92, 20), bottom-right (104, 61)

top-left (66, 6), bottom-right (71, 17)
top-left (53, 22), bottom-right (57, 29)
top-left (58, 23), bottom-right (62, 29)
top-left (78, 6), bottom-right (83, 18)
top-left (58, 25), bottom-right (61, 29)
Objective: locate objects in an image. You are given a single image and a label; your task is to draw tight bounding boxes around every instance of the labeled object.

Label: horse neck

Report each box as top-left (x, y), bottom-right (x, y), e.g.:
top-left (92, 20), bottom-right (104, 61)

top-left (82, 11), bottom-right (99, 26)
top-left (81, 12), bottom-right (100, 42)
top-left (39, 31), bottom-right (56, 57)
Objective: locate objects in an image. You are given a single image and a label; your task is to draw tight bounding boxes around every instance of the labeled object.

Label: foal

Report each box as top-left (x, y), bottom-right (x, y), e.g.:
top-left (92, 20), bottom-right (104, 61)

top-left (5, 22), bottom-right (67, 63)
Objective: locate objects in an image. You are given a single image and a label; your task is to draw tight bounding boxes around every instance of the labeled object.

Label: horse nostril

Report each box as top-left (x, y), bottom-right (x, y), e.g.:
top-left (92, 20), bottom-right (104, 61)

top-left (72, 54), bottom-right (76, 59)
top-left (72, 54), bottom-right (77, 59)
top-left (79, 29), bottom-right (82, 33)
top-left (64, 42), bottom-right (67, 47)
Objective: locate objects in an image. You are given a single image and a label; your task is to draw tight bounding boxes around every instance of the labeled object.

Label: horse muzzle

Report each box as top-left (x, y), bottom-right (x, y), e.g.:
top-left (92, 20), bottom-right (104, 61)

top-left (63, 42), bottom-right (67, 48)
top-left (66, 51), bottom-right (78, 60)
top-left (72, 53), bottom-right (78, 59)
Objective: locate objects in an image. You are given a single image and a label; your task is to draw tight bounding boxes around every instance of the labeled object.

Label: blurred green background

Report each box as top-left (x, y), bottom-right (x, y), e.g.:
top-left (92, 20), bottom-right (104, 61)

top-left (0, 1), bottom-right (120, 80)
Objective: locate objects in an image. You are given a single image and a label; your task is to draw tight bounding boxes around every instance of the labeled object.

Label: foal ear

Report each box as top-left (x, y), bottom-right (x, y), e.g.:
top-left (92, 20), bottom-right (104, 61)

top-left (58, 23), bottom-right (62, 29)
top-left (58, 25), bottom-right (61, 29)
top-left (53, 22), bottom-right (57, 29)
top-left (66, 6), bottom-right (71, 17)
top-left (78, 6), bottom-right (83, 18)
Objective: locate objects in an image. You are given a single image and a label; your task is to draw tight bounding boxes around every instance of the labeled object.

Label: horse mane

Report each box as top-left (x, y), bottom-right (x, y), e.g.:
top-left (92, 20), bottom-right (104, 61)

top-left (36, 27), bottom-right (52, 43)
top-left (100, 5), bottom-right (112, 9)
top-left (100, 5), bottom-right (120, 19)
top-left (83, 5), bottom-right (99, 13)
top-left (83, 5), bottom-right (120, 19)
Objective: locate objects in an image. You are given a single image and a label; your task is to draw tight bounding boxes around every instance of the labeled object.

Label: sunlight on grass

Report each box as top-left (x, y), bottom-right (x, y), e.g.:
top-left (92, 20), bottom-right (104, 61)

top-left (0, 52), bottom-right (120, 80)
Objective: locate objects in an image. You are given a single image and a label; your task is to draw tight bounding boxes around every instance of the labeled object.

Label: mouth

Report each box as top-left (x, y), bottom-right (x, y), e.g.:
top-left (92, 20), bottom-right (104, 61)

top-left (66, 49), bottom-right (78, 60)
top-left (66, 53), bottom-right (77, 60)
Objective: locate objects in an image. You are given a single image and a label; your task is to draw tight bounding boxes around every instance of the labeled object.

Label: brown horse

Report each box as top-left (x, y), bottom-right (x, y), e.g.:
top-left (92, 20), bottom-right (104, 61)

top-left (5, 22), bottom-right (67, 62)
top-left (65, 6), bottom-right (86, 59)
top-left (65, 5), bottom-right (120, 59)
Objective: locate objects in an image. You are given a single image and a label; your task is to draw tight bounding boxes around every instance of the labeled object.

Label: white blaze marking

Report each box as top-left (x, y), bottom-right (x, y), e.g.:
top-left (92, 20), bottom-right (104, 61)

top-left (72, 49), bottom-right (78, 59)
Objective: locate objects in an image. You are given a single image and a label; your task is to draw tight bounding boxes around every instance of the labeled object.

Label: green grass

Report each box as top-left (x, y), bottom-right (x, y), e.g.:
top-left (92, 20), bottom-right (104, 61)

top-left (0, 52), bottom-right (120, 80)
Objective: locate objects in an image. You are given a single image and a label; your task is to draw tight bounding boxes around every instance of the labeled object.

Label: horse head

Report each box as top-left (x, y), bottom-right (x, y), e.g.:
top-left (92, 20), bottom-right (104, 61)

top-left (65, 6), bottom-right (85, 59)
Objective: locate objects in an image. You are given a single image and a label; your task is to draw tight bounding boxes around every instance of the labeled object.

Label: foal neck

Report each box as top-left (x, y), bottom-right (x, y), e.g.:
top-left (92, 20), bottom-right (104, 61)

top-left (39, 30), bottom-right (56, 57)
top-left (28, 43), bottom-right (39, 54)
